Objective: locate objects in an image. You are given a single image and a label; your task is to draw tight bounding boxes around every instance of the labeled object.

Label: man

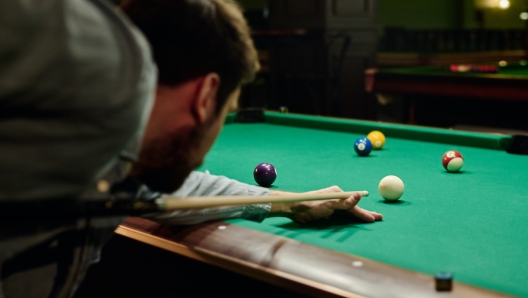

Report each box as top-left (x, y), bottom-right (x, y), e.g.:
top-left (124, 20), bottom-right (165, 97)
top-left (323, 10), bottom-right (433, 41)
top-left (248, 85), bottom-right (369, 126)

top-left (0, 0), bottom-right (381, 297)
top-left (0, 0), bottom-right (156, 297)
top-left (121, 0), bottom-right (383, 225)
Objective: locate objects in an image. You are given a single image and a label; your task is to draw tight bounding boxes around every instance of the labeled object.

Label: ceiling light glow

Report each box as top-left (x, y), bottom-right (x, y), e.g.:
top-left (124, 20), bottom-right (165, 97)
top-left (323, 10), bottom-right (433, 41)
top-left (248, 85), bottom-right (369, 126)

top-left (499, 0), bottom-right (510, 9)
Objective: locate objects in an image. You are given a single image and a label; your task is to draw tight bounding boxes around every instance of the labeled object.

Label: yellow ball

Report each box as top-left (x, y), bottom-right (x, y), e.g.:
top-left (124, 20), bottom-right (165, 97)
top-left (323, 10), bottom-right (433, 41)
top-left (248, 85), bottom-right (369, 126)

top-left (367, 131), bottom-right (386, 150)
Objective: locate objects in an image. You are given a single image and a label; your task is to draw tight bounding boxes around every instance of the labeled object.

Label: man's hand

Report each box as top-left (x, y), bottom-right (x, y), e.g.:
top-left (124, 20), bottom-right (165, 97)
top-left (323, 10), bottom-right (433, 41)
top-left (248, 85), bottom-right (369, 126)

top-left (269, 186), bottom-right (383, 224)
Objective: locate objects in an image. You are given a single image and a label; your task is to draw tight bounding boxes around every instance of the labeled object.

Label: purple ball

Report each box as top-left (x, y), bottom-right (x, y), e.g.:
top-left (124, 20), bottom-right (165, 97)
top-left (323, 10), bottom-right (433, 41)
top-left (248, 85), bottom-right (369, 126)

top-left (253, 163), bottom-right (277, 187)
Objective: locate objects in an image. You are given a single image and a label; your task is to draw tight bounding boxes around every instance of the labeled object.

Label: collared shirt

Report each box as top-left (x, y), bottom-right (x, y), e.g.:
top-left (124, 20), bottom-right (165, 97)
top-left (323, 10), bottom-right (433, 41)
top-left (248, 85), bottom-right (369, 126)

top-left (0, 0), bottom-right (271, 297)
top-left (143, 171), bottom-right (272, 225)
top-left (0, 0), bottom-right (156, 297)
top-left (0, 0), bottom-right (155, 202)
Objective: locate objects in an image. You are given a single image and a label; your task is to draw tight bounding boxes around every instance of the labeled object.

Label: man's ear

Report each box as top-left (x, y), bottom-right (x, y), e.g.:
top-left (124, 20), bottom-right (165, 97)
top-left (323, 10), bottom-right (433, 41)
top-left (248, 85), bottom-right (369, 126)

top-left (193, 73), bottom-right (220, 124)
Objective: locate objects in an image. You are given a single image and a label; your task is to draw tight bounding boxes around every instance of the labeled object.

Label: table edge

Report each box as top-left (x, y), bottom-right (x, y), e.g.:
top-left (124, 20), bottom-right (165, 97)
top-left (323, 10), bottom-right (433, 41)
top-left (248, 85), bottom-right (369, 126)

top-left (116, 217), bottom-right (512, 298)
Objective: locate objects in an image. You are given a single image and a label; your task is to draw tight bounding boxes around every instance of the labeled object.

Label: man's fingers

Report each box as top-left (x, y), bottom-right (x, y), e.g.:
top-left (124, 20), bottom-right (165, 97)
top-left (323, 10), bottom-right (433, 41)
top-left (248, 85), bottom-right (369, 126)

top-left (370, 211), bottom-right (383, 221)
top-left (328, 192), bottom-right (362, 211)
top-left (348, 205), bottom-right (377, 222)
top-left (307, 185), bottom-right (343, 194)
top-left (326, 185), bottom-right (343, 193)
top-left (348, 206), bottom-right (384, 222)
top-left (291, 191), bottom-right (383, 224)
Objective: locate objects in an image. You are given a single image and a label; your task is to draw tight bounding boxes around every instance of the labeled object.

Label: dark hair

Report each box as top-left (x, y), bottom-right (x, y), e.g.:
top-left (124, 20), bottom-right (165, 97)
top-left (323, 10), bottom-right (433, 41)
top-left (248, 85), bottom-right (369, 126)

top-left (121, 0), bottom-right (258, 113)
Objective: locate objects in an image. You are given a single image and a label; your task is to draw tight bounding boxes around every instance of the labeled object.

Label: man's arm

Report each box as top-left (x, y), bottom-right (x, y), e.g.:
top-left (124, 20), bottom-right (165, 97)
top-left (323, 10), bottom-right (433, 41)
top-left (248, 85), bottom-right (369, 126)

top-left (144, 172), bottom-right (382, 225)
top-left (142, 171), bottom-right (271, 225)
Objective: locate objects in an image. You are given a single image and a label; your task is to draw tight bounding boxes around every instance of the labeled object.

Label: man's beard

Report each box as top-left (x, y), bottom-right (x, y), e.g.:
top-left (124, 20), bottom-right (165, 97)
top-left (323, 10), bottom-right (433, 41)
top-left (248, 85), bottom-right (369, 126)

top-left (131, 125), bottom-right (206, 193)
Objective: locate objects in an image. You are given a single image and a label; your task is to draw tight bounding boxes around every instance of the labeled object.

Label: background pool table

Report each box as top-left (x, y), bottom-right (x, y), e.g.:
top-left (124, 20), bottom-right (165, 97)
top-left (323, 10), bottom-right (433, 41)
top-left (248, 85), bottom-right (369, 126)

top-left (77, 112), bottom-right (527, 297)
top-left (366, 61), bottom-right (528, 129)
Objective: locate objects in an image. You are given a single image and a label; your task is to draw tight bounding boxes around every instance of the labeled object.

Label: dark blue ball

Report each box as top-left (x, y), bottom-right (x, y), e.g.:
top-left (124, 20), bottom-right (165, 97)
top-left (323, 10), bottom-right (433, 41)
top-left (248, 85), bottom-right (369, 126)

top-left (254, 163), bottom-right (277, 187)
top-left (354, 137), bottom-right (373, 156)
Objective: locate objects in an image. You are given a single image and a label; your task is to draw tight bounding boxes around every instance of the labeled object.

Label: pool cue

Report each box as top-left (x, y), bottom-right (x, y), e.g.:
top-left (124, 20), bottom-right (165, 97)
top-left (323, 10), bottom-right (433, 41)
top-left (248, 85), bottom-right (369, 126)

top-left (0, 191), bottom-right (368, 218)
top-left (157, 191), bottom-right (369, 210)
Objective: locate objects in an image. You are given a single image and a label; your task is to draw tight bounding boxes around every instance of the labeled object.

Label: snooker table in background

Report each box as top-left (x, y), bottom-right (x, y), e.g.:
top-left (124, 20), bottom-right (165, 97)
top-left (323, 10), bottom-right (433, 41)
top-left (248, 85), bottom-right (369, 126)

top-left (365, 61), bottom-right (528, 129)
top-left (80, 112), bottom-right (528, 298)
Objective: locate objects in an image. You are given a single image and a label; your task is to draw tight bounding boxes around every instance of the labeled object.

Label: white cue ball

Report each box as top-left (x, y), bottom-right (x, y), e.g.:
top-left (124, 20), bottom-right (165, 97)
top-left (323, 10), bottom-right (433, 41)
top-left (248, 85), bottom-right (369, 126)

top-left (378, 175), bottom-right (404, 201)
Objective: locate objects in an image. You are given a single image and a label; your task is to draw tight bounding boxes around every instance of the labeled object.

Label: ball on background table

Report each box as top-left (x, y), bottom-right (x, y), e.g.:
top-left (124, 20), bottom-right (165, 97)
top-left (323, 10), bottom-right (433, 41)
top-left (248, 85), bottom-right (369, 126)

top-left (253, 163), bottom-right (277, 187)
top-left (279, 106), bottom-right (289, 114)
top-left (442, 150), bottom-right (464, 172)
top-left (378, 175), bottom-right (404, 201)
top-left (367, 130), bottom-right (386, 150)
top-left (354, 137), bottom-right (373, 156)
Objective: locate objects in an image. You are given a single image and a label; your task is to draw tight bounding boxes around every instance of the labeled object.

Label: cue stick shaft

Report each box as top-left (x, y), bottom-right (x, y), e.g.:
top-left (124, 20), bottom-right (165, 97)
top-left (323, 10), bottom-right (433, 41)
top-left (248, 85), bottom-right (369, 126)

top-left (0, 191), bottom-right (368, 218)
top-left (158, 191), bottom-right (369, 210)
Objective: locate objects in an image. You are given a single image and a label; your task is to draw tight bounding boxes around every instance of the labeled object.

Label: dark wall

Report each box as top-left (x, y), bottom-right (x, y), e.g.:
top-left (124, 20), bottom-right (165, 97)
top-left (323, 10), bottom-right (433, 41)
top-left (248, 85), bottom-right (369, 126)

top-left (243, 0), bottom-right (378, 119)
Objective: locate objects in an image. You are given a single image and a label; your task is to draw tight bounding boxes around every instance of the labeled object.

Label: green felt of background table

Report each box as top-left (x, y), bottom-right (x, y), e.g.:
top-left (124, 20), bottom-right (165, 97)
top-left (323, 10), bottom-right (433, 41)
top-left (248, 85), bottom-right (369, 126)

top-left (197, 113), bottom-right (528, 297)
top-left (379, 62), bottom-right (528, 79)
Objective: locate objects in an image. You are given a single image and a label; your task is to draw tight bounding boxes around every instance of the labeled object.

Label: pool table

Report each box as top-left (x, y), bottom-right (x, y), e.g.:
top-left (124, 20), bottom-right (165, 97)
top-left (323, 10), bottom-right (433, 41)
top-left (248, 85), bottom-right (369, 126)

top-left (366, 61), bottom-right (528, 102)
top-left (115, 111), bottom-right (528, 297)
top-left (365, 61), bottom-right (528, 128)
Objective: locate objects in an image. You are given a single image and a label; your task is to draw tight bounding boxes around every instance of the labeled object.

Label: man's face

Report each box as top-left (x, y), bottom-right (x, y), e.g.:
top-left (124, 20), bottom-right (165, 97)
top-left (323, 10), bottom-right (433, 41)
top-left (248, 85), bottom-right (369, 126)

top-left (131, 87), bottom-right (240, 193)
top-left (189, 87), bottom-right (240, 169)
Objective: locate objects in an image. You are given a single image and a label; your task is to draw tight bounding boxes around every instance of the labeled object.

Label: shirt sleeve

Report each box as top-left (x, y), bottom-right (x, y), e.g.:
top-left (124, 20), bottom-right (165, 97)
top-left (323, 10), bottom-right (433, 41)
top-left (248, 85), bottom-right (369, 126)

top-left (0, 0), bottom-right (156, 201)
top-left (143, 171), bottom-right (271, 225)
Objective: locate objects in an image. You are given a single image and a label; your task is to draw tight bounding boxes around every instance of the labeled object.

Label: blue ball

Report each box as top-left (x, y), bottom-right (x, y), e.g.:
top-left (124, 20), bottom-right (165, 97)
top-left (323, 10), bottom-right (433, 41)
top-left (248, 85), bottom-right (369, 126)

top-left (354, 137), bottom-right (373, 156)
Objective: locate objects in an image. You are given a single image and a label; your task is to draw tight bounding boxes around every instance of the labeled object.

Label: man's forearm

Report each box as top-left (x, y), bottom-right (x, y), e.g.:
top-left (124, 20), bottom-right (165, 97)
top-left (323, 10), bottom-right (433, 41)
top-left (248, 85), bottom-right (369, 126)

top-left (269, 190), bottom-right (295, 217)
top-left (270, 190), bottom-right (294, 196)
top-left (144, 171), bottom-right (272, 225)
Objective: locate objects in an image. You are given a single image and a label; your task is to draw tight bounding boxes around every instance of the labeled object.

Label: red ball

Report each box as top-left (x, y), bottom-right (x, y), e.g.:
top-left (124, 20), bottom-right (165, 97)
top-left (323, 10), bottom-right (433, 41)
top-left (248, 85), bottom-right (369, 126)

top-left (442, 150), bottom-right (464, 172)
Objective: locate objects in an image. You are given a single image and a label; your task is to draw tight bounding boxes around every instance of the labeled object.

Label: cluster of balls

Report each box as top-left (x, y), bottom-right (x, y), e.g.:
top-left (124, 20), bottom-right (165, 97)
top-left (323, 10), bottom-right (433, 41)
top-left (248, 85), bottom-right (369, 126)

top-left (354, 131), bottom-right (464, 202)
top-left (354, 131), bottom-right (406, 201)
top-left (252, 132), bottom-right (464, 204)
top-left (356, 131), bottom-right (391, 201)
top-left (377, 149), bottom-right (464, 202)
top-left (353, 131), bottom-right (386, 156)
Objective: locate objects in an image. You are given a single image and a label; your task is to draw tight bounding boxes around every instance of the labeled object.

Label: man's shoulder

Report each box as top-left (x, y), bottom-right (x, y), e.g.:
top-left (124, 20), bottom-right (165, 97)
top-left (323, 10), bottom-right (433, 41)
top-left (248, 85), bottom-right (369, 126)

top-left (0, 0), bottom-right (156, 201)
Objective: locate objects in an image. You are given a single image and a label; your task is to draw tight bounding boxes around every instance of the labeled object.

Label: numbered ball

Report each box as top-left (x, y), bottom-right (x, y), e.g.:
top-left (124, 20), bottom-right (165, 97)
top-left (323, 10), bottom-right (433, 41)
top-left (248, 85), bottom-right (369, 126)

top-left (354, 137), bottom-right (373, 156)
top-left (367, 131), bottom-right (386, 150)
top-left (378, 175), bottom-right (404, 201)
top-left (254, 163), bottom-right (277, 187)
top-left (442, 150), bottom-right (464, 172)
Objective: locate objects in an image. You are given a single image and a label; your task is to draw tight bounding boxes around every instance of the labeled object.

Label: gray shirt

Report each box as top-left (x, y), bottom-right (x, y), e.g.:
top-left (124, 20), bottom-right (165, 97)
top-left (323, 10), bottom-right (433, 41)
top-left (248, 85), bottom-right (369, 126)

top-left (0, 1), bottom-right (270, 297)
top-left (144, 171), bottom-right (271, 225)
top-left (0, 0), bottom-right (156, 297)
top-left (0, 0), bottom-right (156, 201)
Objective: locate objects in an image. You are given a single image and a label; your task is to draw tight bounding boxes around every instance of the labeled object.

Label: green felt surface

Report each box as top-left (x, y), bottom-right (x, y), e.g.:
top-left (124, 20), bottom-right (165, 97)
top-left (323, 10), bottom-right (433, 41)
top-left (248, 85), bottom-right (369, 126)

top-left (198, 113), bottom-right (528, 297)
top-left (379, 63), bottom-right (528, 79)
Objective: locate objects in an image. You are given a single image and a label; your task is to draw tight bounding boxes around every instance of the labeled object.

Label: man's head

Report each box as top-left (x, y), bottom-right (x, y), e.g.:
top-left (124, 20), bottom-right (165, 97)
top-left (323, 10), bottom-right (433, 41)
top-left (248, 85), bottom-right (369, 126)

top-left (121, 0), bottom-right (258, 192)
